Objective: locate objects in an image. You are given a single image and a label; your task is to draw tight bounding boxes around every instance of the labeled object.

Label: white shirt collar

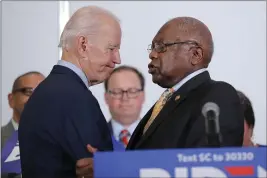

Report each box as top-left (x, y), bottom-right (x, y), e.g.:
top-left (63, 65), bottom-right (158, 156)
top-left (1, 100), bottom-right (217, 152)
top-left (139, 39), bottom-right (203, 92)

top-left (172, 68), bottom-right (207, 92)
top-left (111, 119), bottom-right (140, 141)
top-left (11, 118), bottom-right (19, 131)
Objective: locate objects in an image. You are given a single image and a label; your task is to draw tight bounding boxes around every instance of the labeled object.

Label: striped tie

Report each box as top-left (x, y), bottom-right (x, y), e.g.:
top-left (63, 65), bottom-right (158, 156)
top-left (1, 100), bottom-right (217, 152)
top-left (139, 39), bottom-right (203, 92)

top-left (143, 88), bottom-right (174, 134)
top-left (119, 129), bottom-right (130, 147)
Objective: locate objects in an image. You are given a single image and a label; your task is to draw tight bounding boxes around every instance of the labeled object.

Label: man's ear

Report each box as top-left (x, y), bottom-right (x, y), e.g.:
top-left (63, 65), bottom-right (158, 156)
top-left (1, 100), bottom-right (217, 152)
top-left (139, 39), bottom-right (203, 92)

top-left (140, 91), bottom-right (145, 104)
top-left (77, 36), bottom-right (90, 57)
top-left (8, 93), bottom-right (15, 109)
top-left (190, 47), bottom-right (203, 65)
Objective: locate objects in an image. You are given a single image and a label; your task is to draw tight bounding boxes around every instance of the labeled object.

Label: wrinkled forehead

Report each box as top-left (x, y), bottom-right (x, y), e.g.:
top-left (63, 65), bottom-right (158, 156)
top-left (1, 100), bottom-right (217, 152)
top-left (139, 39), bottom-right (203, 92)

top-left (96, 22), bottom-right (121, 46)
top-left (152, 22), bottom-right (192, 43)
top-left (19, 74), bottom-right (44, 87)
top-left (108, 71), bottom-right (142, 89)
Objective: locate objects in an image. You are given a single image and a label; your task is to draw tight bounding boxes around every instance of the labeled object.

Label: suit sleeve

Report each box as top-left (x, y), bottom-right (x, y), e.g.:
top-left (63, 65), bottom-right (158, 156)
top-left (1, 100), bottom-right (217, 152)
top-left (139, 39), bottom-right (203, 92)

top-left (58, 93), bottom-right (112, 161)
top-left (186, 82), bottom-right (244, 147)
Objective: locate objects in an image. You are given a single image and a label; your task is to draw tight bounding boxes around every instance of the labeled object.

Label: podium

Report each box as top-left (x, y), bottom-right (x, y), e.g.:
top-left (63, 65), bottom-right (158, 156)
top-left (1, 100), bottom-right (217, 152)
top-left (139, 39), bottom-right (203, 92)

top-left (94, 147), bottom-right (267, 178)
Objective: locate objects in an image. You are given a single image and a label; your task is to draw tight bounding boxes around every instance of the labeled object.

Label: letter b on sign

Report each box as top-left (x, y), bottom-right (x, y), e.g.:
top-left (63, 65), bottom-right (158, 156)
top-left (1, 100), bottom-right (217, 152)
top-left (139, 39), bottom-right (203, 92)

top-left (140, 167), bottom-right (227, 178)
top-left (140, 168), bottom-right (171, 178)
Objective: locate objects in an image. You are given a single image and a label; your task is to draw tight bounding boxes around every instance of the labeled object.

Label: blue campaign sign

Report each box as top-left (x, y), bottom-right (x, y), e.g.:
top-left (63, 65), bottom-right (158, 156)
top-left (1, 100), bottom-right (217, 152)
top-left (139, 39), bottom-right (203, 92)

top-left (1, 130), bottom-right (21, 174)
top-left (94, 147), bottom-right (267, 178)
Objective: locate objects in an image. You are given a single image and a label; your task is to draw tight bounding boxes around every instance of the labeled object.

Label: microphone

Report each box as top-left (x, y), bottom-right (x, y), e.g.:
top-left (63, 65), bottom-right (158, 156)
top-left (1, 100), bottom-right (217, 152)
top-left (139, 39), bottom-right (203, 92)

top-left (202, 102), bottom-right (222, 147)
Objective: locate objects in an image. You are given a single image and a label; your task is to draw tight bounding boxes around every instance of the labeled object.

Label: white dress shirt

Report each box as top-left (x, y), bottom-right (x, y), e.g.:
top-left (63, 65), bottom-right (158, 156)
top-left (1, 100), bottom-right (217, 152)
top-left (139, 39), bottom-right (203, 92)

top-left (11, 118), bottom-right (19, 131)
top-left (111, 119), bottom-right (140, 142)
top-left (172, 68), bottom-right (207, 92)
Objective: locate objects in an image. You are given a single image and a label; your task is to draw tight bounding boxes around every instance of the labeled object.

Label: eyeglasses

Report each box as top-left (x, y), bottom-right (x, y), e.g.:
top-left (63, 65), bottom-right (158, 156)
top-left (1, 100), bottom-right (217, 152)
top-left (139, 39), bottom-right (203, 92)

top-left (147, 40), bottom-right (200, 53)
top-left (107, 88), bottom-right (143, 99)
top-left (13, 87), bottom-right (34, 96)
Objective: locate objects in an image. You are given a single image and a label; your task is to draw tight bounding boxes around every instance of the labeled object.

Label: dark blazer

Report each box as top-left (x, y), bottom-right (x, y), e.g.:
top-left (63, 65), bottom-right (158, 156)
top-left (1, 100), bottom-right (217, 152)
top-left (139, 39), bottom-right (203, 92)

top-left (1, 121), bottom-right (14, 150)
top-left (107, 121), bottom-right (113, 135)
top-left (18, 65), bottom-right (113, 178)
top-left (127, 71), bottom-right (244, 150)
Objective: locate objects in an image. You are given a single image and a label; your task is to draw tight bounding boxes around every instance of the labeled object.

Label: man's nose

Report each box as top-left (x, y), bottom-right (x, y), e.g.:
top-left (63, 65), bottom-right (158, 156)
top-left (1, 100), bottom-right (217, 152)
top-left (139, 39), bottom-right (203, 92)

top-left (121, 92), bottom-right (129, 101)
top-left (113, 51), bottom-right (121, 64)
top-left (149, 50), bottom-right (158, 61)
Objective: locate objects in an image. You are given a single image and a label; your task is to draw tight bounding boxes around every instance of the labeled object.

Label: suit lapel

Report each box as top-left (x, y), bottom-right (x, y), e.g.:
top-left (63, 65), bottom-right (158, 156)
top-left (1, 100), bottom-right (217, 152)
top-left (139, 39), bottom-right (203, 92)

top-left (107, 121), bottom-right (113, 135)
top-left (135, 91), bottom-right (187, 148)
top-left (134, 71), bottom-right (211, 148)
top-left (2, 121), bottom-right (15, 147)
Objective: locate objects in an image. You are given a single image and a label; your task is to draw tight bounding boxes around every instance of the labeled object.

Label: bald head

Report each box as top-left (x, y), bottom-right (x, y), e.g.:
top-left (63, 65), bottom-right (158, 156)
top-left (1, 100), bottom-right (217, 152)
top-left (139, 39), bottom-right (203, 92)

top-left (163, 17), bottom-right (214, 66)
top-left (59, 6), bottom-right (120, 49)
top-left (148, 16), bottom-right (214, 88)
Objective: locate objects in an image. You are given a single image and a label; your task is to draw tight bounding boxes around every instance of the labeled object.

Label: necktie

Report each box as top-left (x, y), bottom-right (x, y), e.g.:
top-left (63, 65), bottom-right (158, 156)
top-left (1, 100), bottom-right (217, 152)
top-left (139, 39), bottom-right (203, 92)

top-left (143, 88), bottom-right (174, 134)
top-left (119, 129), bottom-right (130, 147)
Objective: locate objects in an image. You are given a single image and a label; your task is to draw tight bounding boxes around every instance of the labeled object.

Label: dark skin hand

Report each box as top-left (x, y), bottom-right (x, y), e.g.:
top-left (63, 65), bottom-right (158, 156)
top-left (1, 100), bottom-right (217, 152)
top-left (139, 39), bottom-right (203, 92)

top-left (76, 145), bottom-right (98, 178)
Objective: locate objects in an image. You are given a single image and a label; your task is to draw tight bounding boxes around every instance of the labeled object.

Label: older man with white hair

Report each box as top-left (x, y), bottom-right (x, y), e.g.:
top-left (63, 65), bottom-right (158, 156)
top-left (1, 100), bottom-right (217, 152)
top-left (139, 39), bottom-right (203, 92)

top-left (18, 6), bottom-right (121, 178)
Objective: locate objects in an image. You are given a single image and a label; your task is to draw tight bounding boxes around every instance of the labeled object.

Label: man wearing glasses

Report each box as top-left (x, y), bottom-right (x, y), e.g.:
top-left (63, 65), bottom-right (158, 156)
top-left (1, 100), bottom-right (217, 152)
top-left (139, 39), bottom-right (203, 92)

top-left (1, 71), bottom-right (44, 178)
top-left (104, 65), bottom-right (145, 149)
top-left (76, 16), bottom-right (244, 177)
top-left (126, 16), bottom-right (244, 150)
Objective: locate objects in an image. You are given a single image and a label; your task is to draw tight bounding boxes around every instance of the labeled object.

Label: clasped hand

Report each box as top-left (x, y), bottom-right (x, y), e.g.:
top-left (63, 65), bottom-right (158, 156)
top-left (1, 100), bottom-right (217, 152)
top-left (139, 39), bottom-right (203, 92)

top-left (76, 145), bottom-right (97, 178)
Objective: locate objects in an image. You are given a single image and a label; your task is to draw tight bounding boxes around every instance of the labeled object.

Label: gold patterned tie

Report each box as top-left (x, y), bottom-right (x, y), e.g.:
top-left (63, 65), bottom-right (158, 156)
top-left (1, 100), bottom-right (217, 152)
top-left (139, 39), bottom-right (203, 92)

top-left (143, 88), bottom-right (174, 134)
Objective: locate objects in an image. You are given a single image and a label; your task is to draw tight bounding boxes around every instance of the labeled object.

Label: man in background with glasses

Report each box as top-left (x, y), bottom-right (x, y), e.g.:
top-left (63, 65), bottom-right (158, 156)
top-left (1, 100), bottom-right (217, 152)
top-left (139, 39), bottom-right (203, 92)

top-left (104, 65), bottom-right (145, 149)
top-left (1, 71), bottom-right (44, 178)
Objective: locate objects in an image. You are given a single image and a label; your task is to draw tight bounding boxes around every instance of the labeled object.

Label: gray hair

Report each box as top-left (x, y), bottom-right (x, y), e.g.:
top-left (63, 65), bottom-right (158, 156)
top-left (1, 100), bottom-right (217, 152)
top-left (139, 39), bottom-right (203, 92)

top-left (58, 6), bottom-right (120, 49)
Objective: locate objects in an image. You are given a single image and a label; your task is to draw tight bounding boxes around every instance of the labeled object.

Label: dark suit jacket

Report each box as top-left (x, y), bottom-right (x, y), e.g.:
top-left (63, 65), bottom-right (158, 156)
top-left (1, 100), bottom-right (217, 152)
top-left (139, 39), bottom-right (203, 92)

top-left (1, 121), bottom-right (14, 150)
top-left (107, 121), bottom-right (113, 135)
top-left (18, 65), bottom-right (113, 178)
top-left (127, 71), bottom-right (244, 150)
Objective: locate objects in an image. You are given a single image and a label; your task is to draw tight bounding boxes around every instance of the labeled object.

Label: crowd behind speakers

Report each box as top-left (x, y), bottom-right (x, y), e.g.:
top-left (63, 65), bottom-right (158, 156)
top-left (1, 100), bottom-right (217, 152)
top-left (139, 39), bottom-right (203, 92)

top-left (1, 5), bottom-right (265, 178)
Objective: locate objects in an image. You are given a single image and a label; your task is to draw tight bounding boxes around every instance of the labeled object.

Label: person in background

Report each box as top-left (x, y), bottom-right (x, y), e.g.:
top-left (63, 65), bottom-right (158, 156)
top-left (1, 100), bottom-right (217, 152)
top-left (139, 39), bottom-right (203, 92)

top-left (104, 65), bottom-right (145, 149)
top-left (18, 6), bottom-right (121, 178)
top-left (1, 71), bottom-right (45, 178)
top-left (237, 90), bottom-right (266, 147)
